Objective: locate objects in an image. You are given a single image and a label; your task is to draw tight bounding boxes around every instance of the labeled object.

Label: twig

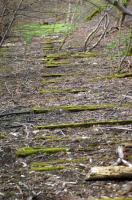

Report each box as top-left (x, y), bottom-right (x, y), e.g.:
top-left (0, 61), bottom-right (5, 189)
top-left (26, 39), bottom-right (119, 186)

top-left (0, 0), bottom-right (24, 47)
top-left (0, 110), bottom-right (31, 118)
top-left (105, 0), bottom-right (132, 16)
top-left (83, 13), bottom-right (109, 51)
top-left (114, 146), bottom-right (132, 167)
top-left (122, 95), bottom-right (132, 100)
top-left (89, 13), bottom-right (109, 50)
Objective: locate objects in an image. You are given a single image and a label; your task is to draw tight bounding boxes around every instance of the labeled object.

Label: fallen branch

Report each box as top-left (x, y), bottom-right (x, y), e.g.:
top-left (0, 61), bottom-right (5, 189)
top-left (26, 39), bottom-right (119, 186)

top-left (89, 13), bottom-right (109, 50)
top-left (105, 0), bottom-right (132, 16)
top-left (86, 166), bottom-right (132, 180)
top-left (83, 13), bottom-right (109, 51)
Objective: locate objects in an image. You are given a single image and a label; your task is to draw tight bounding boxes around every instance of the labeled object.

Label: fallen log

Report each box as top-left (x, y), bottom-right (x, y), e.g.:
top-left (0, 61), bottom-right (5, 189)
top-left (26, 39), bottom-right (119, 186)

top-left (86, 166), bottom-right (132, 180)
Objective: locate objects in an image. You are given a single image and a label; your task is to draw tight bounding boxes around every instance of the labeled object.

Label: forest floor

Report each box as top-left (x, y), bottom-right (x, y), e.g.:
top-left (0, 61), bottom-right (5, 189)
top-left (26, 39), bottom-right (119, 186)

top-left (0, 11), bottom-right (132, 200)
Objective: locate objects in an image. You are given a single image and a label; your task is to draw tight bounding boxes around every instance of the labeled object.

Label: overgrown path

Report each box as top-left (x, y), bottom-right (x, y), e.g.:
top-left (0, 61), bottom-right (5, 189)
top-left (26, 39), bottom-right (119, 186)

top-left (0, 25), bottom-right (132, 200)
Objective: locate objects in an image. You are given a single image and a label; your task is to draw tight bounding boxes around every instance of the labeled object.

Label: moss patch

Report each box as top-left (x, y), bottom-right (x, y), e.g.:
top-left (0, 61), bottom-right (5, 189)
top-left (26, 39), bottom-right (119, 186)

top-left (46, 60), bottom-right (69, 68)
top-left (31, 157), bottom-right (89, 167)
top-left (0, 133), bottom-right (7, 139)
top-left (71, 51), bottom-right (98, 58)
top-left (46, 51), bottom-right (98, 61)
top-left (86, 8), bottom-right (103, 21)
top-left (31, 165), bottom-right (65, 171)
top-left (35, 119), bottom-right (132, 129)
top-left (46, 52), bottom-right (70, 60)
top-left (33, 103), bottom-right (132, 114)
top-left (41, 79), bottom-right (60, 85)
top-left (16, 147), bottom-right (68, 157)
top-left (107, 73), bottom-right (132, 79)
top-left (40, 88), bottom-right (86, 94)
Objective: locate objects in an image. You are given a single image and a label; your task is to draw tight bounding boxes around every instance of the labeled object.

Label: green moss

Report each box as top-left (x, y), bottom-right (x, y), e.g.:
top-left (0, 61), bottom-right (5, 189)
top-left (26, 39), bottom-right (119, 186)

top-left (16, 147), bottom-right (68, 157)
top-left (35, 119), bottom-right (132, 129)
top-left (0, 133), bottom-right (6, 139)
top-left (46, 52), bottom-right (70, 60)
top-left (31, 165), bottom-right (65, 171)
top-left (71, 51), bottom-right (98, 58)
top-left (86, 9), bottom-right (103, 21)
top-left (46, 51), bottom-right (98, 61)
top-left (33, 103), bottom-right (132, 114)
top-left (43, 45), bottom-right (54, 50)
top-left (31, 157), bottom-right (89, 167)
top-left (46, 60), bottom-right (69, 68)
top-left (127, 47), bottom-right (132, 56)
top-left (41, 79), bottom-right (60, 85)
top-left (40, 88), bottom-right (86, 94)
top-left (114, 73), bottom-right (132, 78)
top-left (107, 73), bottom-right (132, 79)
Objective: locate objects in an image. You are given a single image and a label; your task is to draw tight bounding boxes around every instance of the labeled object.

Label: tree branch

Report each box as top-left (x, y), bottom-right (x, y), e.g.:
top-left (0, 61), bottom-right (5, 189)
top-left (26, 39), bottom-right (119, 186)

top-left (105, 0), bottom-right (132, 16)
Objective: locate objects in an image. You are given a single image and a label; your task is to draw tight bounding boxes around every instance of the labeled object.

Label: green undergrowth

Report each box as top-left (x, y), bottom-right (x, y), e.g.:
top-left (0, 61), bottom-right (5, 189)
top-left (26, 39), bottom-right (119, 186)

top-left (40, 88), bottom-right (86, 94)
top-left (16, 147), bottom-right (68, 157)
top-left (33, 102), bottom-right (132, 114)
top-left (86, 8), bottom-right (103, 21)
top-left (35, 119), bottom-right (132, 129)
top-left (15, 23), bottom-right (76, 43)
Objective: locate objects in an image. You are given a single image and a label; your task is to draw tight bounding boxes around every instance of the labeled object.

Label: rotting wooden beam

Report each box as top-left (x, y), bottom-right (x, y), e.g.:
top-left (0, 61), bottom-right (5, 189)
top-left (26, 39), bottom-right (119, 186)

top-left (35, 119), bottom-right (132, 129)
top-left (86, 166), bottom-right (132, 180)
